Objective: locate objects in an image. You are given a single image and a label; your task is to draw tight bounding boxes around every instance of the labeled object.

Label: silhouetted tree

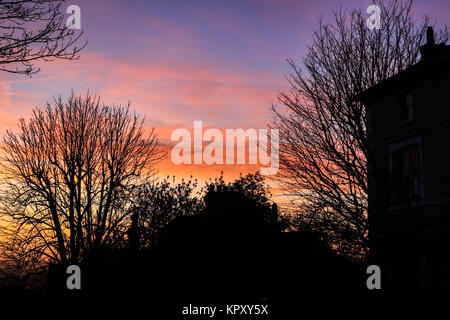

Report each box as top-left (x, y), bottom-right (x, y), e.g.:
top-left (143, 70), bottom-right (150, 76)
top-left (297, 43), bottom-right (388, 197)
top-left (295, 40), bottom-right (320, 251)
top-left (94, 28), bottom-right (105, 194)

top-left (272, 0), bottom-right (448, 259)
top-left (151, 173), bottom-right (281, 296)
top-left (0, 92), bottom-right (165, 271)
top-left (157, 173), bottom-right (281, 252)
top-left (0, 0), bottom-right (86, 75)
top-left (203, 172), bottom-right (283, 231)
top-left (129, 176), bottom-right (204, 250)
top-left (150, 173), bottom-right (363, 298)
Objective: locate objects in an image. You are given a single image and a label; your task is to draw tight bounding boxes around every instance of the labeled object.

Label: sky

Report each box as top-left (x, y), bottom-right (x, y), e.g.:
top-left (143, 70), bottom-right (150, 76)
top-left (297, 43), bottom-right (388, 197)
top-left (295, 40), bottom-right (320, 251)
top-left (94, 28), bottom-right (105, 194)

top-left (1, 0), bottom-right (449, 189)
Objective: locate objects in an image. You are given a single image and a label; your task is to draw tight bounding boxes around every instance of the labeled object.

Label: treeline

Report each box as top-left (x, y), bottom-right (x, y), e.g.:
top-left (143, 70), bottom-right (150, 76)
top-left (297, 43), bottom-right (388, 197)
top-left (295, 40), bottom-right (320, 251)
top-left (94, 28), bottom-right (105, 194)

top-left (0, 93), bottom-right (365, 301)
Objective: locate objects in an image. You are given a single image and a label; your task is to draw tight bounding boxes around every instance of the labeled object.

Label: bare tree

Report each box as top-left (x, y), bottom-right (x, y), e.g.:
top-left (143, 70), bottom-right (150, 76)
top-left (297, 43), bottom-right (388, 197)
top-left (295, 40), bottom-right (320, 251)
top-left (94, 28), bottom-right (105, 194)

top-left (272, 0), bottom-right (447, 259)
top-left (0, 0), bottom-right (86, 75)
top-left (0, 92), bottom-right (165, 269)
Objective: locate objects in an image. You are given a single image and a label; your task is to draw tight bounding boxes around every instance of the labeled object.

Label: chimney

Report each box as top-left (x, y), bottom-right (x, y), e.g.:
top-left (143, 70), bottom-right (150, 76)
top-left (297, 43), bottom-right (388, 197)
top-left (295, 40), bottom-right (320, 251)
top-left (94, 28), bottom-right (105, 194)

top-left (426, 26), bottom-right (435, 45)
top-left (420, 26), bottom-right (450, 60)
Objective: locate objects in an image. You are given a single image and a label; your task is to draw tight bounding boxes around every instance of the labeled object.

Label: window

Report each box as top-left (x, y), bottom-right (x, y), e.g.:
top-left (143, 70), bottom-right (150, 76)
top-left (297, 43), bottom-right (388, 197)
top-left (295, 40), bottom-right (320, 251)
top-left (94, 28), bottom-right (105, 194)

top-left (389, 135), bottom-right (423, 205)
top-left (398, 92), bottom-right (413, 123)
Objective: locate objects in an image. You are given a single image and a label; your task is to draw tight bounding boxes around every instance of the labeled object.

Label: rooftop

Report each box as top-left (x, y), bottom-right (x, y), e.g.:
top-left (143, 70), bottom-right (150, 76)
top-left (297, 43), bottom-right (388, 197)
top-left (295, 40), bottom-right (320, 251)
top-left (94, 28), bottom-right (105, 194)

top-left (357, 27), bottom-right (450, 101)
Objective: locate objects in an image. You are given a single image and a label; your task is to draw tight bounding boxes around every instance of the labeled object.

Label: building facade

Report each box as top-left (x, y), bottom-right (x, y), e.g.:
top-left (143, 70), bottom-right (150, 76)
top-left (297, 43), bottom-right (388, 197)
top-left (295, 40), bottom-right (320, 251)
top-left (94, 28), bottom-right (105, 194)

top-left (360, 27), bottom-right (450, 299)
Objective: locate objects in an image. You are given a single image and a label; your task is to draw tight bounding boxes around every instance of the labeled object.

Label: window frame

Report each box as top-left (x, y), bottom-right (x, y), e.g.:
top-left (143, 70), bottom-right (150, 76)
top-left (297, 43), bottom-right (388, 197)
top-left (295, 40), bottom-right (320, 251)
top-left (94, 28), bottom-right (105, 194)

top-left (388, 135), bottom-right (424, 205)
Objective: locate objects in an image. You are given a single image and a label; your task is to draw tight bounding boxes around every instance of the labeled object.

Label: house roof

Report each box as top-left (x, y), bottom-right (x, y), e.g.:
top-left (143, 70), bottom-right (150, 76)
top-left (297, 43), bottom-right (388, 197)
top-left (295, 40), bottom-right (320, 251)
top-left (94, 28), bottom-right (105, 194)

top-left (356, 27), bottom-right (450, 102)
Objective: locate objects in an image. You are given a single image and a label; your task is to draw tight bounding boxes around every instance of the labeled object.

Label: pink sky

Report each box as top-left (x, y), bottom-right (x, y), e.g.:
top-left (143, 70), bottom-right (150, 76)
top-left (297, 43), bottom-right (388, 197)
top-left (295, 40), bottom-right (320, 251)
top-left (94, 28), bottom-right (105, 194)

top-left (1, 0), bottom-right (449, 188)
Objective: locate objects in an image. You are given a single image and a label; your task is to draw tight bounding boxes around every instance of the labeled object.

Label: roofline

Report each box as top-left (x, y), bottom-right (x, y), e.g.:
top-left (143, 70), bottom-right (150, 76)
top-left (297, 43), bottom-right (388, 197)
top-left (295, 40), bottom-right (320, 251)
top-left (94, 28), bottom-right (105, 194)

top-left (355, 49), bottom-right (450, 102)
